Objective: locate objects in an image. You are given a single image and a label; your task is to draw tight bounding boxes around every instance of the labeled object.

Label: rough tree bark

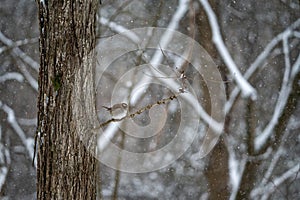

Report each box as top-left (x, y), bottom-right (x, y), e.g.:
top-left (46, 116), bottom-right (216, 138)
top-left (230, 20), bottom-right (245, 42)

top-left (36, 0), bottom-right (99, 199)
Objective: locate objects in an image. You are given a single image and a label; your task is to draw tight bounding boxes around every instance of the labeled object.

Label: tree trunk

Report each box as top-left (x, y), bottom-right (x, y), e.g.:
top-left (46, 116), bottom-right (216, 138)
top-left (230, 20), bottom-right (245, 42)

top-left (196, 1), bottom-right (230, 199)
top-left (36, 0), bottom-right (99, 199)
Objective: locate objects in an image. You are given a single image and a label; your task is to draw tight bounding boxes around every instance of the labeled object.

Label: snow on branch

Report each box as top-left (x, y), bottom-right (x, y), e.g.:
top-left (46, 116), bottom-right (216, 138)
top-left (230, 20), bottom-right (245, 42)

top-left (291, 49), bottom-right (300, 78)
top-left (98, 17), bottom-right (141, 44)
top-left (254, 129), bottom-right (292, 193)
top-left (0, 72), bottom-right (24, 83)
top-left (0, 101), bottom-right (35, 168)
top-left (0, 31), bottom-right (39, 72)
top-left (199, 0), bottom-right (257, 99)
top-left (225, 18), bottom-right (300, 114)
top-left (294, 31), bottom-right (300, 38)
top-left (0, 37), bottom-right (38, 55)
top-left (251, 164), bottom-right (300, 199)
top-left (254, 32), bottom-right (300, 151)
top-left (227, 139), bottom-right (247, 200)
top-left (130, 0), bottom-right (190, 104)
top-left (0, 125), bottom-right (11, 192)
top-left (16, 60), bottom-right (38, 91)
top-left (17, 117), bottom-right (37, 126)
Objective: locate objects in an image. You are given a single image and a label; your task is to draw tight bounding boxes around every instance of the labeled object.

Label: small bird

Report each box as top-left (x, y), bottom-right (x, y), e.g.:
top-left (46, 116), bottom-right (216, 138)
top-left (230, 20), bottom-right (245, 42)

top-left (102, 103), bottom-right (128, 118)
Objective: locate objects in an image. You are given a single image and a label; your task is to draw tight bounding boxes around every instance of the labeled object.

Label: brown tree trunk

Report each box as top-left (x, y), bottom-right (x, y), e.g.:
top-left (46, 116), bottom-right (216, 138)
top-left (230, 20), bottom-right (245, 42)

top-left (36, 0), bottom-right (99, 199)
top-left (196, 1), bottom-right (230, 199)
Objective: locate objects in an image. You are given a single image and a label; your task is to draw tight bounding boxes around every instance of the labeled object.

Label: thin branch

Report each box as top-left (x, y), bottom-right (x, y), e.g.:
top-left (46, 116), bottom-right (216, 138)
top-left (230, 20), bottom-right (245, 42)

top-left (293, 31), bottom-right (300, 38)
top-left (0, 72), bottom-right (24, 83)
top-left (15, 59), bottom-right (38, 92)
top-left (225, 18), bottom-right (300, 114)
top-left (224, 134), bottom-right (247, 200)
top-left (17, 117), bottom-right (37, 126)
top-left (0, 101), bottom-right (35, 168)
top-left (199, 0), bottom-right (257, 99)
top-left (228, 149), bottom-right (247, 200)
top-left (0, 125), bottom-right (11, 192)
top-left (98, 17), bottom-right (141, 43)
top-left (251, 120), bottom-right (300, 197)
top-left (260, 148), bottom-right (285, 188)
top-left (290, 49), bottom-right (300, 78)
top-left (0, 31), bottom-right (39, 72)
top-left (251, 164), bottom-right (300, 199)
top-left (254, 31), bottom-right (297, 151)
top-left (98, 92), bottom-right (180, 128)
top-left (0, 37), bottom-right (38, 55)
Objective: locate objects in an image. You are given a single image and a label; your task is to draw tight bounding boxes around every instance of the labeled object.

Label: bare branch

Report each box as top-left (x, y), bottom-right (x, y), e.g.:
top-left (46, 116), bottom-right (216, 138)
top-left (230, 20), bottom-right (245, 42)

top-left (254, 32), bottom-right (299, 151)
top-left (0, 31), bottom-right (39, 72)
top-left (15, 59), bottom-right (38, 92)
top-left (0, 37), bottom-right (38, 55)
top-left (0, 125), bottom-right (11, 192)
top-left (98, 17), bottom-right (141, 43)
top-left (199, 0), bottom-right (257, 99)
top-left (17, 118), bottom-right (37, 126)
top-left (225, 19), bottom-right (300, 114)
top-left (0, 72), bottom-right (24, 83)
top-left (98, 92), bottom-right (180, 128)
top-left (251, 164), bottom-right (300, 199)
top-left (0, 101), bottom-right (35, 168)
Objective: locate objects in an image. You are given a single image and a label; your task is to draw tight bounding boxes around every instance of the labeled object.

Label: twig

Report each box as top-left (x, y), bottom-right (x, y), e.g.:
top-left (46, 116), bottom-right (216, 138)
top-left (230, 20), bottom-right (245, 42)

top-left (0, 37), bottom-right (38, 55)
top-left (199, 0), bottom-right (257, 99)
top-left (0, 72), bottom-right (24, 83)
top-left (0, 100), bottom-right (35, 168)
top-left (15, 59), bottom-right (38, 91)
top-left (0, 31), bottom-right (39, 72)
top-left (98, 17), bottom-right (141, 43)
top-left (254, 31), bottom-right (297, 151)
top-left (97, 92), bottom-right (180, 128)
top-left (0, 125), bottom-right (11, 192)
top-left (251, 164), bottom-right (300, 199)
top-left (225, 18), bottom-right (300, 114)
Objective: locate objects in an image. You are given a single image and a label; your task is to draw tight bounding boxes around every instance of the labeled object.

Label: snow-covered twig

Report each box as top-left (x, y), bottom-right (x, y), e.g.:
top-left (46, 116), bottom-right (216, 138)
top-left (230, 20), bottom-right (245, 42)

top-left (199, 0), bottom-right (257, 99)
top-left (98, 17), bottom-right (141, 44)
top-left (0, 37), bottom-right (38, 55)
top-left (224, 134), bottom-right (246, 200)
top-left (293, 31), bottom-right (300, 38)
top-left (16, 60), bottom-right (38, 91)
top-left (225, 18), bottom-right (300, 114)
top-left (290, 50), bottom-right (300, 78)
top-left (0, 31), bottom-right (39, 72)
top-left (251, 164), bottom-right (300, 199)
top-left (97, 121), bottom-right (121, 152)
top-left (0, 72), bottom-right (24, 83)
top-left (254, 31), bottom-right (298, 151)
top-left (17, 118), bottom-right (37, 126)
top-left (228, 149), bottom-right (246, 200)
top-left (0, 125), bottom-right (11, 192)
top-left (260, 148), bottom-right (284, 187)
top-left (0, 101), bottom-right (35, 168)
top-left (252, 120), bottom-right (300, 198)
